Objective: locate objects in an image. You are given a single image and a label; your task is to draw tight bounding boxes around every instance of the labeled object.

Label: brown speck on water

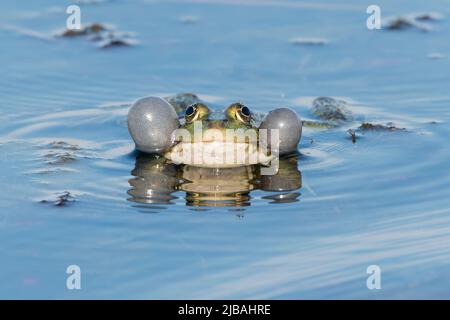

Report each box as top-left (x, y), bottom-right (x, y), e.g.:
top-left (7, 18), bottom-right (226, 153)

top-left (60, 23), bottom-right (107, 37)
top-left (88, 23), bottom-right (106, 33)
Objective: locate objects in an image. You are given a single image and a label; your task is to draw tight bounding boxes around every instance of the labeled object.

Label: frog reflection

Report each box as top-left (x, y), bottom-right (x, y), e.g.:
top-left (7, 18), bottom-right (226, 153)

top-left (127, 153), bottom-right (302, 211)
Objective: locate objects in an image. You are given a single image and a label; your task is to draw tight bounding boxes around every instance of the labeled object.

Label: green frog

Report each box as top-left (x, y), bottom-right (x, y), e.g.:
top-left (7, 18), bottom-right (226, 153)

top-left (127, 94), bottom-right (302, 168)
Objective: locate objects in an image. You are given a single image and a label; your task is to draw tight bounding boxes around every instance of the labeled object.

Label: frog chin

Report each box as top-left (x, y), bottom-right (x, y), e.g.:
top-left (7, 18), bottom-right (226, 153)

top-left (165, 141), bottom-right (274, 168)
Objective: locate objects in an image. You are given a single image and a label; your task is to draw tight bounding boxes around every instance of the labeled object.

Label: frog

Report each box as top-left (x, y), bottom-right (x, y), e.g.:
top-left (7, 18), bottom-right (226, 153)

top-left (127, 95), bottom-right (303, 169)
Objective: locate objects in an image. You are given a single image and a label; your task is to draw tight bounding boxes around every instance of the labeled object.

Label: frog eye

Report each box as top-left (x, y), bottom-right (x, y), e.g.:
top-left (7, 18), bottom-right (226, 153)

top-left (185, 103), bottom-right (209, 123)
top-left (186, 105), bottom-right (196, 117)
top-left (240, 106), bottom-right (250, 117)
top-left (236, 104), bottom-right (251, 123)
top-left (226, 102), bottom-right (252, 123)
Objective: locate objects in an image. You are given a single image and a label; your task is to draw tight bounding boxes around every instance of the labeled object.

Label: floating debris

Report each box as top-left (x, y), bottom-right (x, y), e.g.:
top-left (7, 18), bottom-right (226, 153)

top-left (290, 37), bottom-right (328, 46)
top-left (40, 191), bottom-right (75, 207)
top-left (414, 12), bottom-right (444, 21)
top-left (56, 23), bottom-right (138, 49)
top-left (383, 17), bottom-right (427, 31)
top-left (97, 35), bottom-right (138, 49)
top-left (58, 23), bottom-right (108, 37)
top-left (98, 38), bottom-right (133, 48)
top-left (347, 129), bottom-right (357, 143)
top-left (357, 122), bottom-right (406, 132)
top-left (311, 97), bottom-right (353, 122)
top-left (3, 21), bottom-right (138, 49)
top-left (383, 12), bottom-right (443, 32)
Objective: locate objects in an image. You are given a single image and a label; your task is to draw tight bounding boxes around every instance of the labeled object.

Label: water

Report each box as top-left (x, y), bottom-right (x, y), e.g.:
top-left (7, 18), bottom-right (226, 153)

top-left (1, 0), bottom-right (450, 299)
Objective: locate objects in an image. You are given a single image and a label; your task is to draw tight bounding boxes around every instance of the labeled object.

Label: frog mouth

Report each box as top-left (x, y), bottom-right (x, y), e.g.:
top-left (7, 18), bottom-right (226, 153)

top-left (165, 141), bottom-right (274, 168)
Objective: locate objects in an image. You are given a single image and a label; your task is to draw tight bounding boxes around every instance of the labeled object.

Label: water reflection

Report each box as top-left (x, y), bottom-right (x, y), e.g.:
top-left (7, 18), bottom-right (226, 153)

top-left (259, 156), bottom-right (302, 204)
top-left (128, 153), bottom-right (302, 210)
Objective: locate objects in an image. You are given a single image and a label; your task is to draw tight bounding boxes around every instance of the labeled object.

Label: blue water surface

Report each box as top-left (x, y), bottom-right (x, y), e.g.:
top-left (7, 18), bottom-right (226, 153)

top-left (1, 0), bottom-right (450, 299)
